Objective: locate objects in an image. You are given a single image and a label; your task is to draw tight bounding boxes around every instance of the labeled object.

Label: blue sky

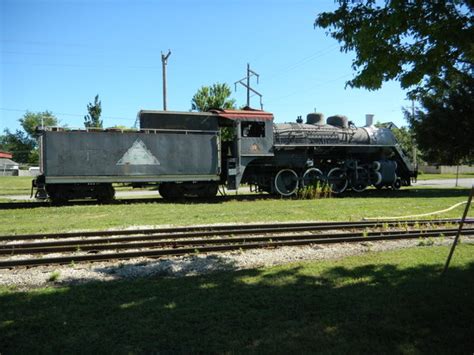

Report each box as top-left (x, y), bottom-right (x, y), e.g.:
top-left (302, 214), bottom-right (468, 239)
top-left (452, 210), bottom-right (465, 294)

top-left (1, 0), bottom-right (411, 132)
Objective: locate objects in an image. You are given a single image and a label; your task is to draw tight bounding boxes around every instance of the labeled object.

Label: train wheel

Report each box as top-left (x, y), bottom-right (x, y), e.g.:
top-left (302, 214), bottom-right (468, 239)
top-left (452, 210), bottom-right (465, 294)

top-left (392, 177), bottom-right (402, 190)
top-left (97, 184), bottom-right (115, 203)
top-left (46, 185), bottom-right (68, 205)
top-left (327, 167), bottom-right (348, 194)
top-left (159, 183), bottom-right (184, 200)
top-left (350, 167), bottom-right (369, 193)
top-left (196, 182), bottom-right (219, 198)
top-left (302, 168), bottom-right (324, 187)
top-left (274, 169), bottom-right (299, 196)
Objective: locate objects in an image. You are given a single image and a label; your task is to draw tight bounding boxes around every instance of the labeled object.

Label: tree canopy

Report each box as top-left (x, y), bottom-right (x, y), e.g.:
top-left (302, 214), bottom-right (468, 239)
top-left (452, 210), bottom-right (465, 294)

top-left (19, 111), bottom-right (59, 139)
top-left (315, 0), bottom-right (473, 98)
top-left (407, 75), bottom-right (474, 164)
top-left (0, 130), bottom-right (37, 164)
top-left (84, 94), bottom-right (103, 128)
top-left (1, 111), bottom-right (59, 164)
top-left (315, 0), bottom-right (474, 164)
top-left (191, 83), bottom-right (236, 112)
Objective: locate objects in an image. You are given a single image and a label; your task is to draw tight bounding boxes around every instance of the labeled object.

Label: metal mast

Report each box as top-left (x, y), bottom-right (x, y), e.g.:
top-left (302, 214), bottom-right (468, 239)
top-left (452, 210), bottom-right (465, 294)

top-left (234, 63), bottom-right (263, 109)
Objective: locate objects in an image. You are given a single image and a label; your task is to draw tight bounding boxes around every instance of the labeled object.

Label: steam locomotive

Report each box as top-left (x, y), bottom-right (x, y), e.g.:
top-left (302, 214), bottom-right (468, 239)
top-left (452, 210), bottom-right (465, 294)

top-left (33, 108), bottom-right (416, 202)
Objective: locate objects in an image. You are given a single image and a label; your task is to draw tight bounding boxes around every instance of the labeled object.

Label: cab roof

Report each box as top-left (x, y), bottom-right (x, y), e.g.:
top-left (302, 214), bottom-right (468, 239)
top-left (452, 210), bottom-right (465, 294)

top-left (211, 108), bottom-right (274, 121)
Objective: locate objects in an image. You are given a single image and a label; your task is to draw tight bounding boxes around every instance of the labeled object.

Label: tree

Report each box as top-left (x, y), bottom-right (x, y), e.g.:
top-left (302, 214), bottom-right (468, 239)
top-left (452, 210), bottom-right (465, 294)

top-left (375, 122), bottom-right (423, 164)
top-left (314, 1), bottom-right (473, 98)
top-left (1, 129), bottom-right (37, 164)
top-left (1, 111), bottom-right (59, 164)
top-left (314, 0), bottom-right (473, 164)
top-left (84, 94), bottom-right (103, 128)
top-left (407, 75), bottom-right (474, 164)
top-left (19, 111), bottom-right (59, 140)
top-left (191, 83), bottom-right (236, 112)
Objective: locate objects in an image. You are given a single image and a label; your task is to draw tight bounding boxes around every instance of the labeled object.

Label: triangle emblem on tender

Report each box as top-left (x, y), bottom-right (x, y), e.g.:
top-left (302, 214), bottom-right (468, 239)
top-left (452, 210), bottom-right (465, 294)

top-left (117, 139), bottom-right (160, 165)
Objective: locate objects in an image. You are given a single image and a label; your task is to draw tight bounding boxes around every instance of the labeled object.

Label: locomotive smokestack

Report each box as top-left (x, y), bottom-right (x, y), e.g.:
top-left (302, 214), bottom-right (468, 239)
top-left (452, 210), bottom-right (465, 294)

top-left (365, 114), bottom-right (374, 126)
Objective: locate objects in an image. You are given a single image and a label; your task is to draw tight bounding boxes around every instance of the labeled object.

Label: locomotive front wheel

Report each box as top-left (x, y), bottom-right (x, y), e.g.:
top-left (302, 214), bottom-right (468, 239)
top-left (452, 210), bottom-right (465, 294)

top-left (274, 169), bottom-right (299, 196)
top-left (327, 167), bottom-right (348, 194)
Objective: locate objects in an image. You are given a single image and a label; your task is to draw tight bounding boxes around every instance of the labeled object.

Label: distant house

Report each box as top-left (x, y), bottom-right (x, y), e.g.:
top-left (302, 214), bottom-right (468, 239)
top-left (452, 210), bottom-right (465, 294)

top-left (0, 151), bottom-right (13, 159)
top-left (0, 151), bottom-right (20, 176)
top-left (376, 122), bottom-right (399, 129)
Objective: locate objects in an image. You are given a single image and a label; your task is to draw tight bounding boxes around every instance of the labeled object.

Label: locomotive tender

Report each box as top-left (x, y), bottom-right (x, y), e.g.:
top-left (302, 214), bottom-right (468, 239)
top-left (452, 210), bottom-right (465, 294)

top-left (33, 108), bottom-right (416, 202)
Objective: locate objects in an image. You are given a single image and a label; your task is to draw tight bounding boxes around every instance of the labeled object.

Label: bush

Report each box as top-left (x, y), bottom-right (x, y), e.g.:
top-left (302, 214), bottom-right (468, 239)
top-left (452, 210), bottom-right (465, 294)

top-left (297, 180), bottom-right (332, 199)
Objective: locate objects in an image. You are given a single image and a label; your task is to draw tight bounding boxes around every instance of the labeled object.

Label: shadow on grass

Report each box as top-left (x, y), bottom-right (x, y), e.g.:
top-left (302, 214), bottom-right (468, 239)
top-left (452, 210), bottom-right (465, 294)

top-left (1, 187), bottom-right (471, 210)
top-left (1, 257), bottom-right (473, 353)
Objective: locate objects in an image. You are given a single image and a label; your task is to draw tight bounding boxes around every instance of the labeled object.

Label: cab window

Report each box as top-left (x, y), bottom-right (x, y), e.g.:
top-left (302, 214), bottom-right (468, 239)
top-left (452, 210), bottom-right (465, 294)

top-left (241, 122), bottom-right (265, 137)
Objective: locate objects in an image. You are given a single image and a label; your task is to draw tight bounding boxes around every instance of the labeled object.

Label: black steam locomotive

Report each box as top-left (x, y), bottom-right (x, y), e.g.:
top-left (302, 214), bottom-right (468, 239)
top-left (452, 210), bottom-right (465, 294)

top-left (33, 108), bottom-right (416, 202)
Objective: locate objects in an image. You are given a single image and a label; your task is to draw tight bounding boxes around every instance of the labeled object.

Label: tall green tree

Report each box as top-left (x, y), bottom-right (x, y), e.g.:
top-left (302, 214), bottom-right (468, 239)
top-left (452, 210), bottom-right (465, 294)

top-left (1, 111), bottom-right (59, 164)
top-left (1, 129), bottom-right (37, 164)
top-left (19, 111), bottom-right (59, 139)
top-left (314, 0), bottom-right (473, 98)
top-left (84, 94), bottom-right (103, 128)
top-left (407, 76), bottom-right (474, 164)
top-left (314, 0), bottom-right (473, 164)
top-left (191, 83), bottom-right (236, 112)
top-left (375, 122), bottom-right (422, 164)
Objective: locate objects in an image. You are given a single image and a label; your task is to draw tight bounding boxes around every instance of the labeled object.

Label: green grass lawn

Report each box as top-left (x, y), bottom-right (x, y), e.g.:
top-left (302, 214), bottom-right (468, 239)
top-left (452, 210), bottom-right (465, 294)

top-left (0, 176), bottom-right (33, 196)
top-left (417, 173), bottom-right (474, 180)
top-left (1, 244), bottom-right (472, 353)
top-left (1, 188), bottom-right (473, 235)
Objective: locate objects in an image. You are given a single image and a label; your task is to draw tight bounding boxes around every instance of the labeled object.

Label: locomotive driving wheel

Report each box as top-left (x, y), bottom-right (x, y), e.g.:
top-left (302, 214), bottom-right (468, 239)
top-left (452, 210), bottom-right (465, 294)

top-left (327, 167), bottom-right (348, 194)
top-left (302, 168), bottom-right (325, 187)
top-left (274, 169), bottom-right (299, 196)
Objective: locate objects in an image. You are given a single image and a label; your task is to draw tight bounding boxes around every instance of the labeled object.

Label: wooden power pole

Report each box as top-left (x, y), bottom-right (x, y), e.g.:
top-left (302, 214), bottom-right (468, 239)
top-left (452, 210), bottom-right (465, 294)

top-left (161, 50), bottom-right (171, 110)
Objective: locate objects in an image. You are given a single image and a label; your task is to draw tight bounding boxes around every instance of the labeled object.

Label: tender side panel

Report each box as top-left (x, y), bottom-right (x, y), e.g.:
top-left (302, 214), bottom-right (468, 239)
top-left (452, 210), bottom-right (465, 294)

top-left (43, 131), bottom-right (219, 182)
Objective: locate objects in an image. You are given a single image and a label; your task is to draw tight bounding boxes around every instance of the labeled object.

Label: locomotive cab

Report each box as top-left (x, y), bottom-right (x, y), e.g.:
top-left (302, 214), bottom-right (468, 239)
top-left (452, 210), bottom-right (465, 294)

top-left (211, 108), bottom-right (274, 190)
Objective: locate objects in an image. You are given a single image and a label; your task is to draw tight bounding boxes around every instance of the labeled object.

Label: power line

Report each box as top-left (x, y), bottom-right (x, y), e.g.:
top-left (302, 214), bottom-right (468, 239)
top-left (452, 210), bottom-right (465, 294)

top-left (0, 107), bottom-right (134, 121)
top-left (265, 73), bottom-right (352, 104)
top-left (264, 43), bottom-right (339, 82)
top-left (1, 61), bottom-right (159, 70)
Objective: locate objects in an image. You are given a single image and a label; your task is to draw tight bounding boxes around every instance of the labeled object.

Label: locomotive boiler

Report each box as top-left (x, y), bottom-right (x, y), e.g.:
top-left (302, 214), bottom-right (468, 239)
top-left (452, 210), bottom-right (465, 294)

top-left (33, 108), bottom-right (416, 202)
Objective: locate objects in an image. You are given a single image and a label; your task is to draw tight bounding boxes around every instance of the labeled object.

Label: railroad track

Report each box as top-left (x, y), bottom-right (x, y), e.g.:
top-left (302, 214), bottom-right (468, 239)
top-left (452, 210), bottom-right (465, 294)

top-left (1, 219), bottom-right (472, 269)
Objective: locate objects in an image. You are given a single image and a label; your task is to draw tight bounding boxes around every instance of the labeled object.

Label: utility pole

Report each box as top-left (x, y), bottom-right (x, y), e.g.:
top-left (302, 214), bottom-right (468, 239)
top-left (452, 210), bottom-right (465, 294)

top-left (410, 99), bottom-right (418, 170)
top-left (246, 63), bottom-right (250, 107)
top-left (161, 50), bottom-right (171, 110)
top-left (234, 63), bottom-right (263, 109)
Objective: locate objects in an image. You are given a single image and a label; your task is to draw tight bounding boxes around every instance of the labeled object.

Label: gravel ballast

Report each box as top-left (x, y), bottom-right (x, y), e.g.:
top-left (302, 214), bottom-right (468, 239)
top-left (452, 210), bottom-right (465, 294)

top-left (1, 224), bottom-right (470, 291)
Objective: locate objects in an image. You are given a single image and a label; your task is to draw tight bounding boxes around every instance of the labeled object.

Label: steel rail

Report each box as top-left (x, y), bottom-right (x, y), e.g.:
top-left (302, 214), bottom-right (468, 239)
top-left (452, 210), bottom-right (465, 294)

top-left (1, 227), bottom-right (472, 256)
top-left (2, 227), bottom-right (473, 255)
top-left (0, 218), bottom-right (469, 242)
top-left (0, 229), bottom-right (472, 268)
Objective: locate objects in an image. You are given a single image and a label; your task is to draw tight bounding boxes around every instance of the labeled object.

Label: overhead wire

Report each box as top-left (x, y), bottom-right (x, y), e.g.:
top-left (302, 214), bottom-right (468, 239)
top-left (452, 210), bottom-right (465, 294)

top-left (264, 43), bottom-right (339, 82)
top-left (265, 72), bottom-right (352, 104)
top-left (0, 107), bottom-right (134, 122)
